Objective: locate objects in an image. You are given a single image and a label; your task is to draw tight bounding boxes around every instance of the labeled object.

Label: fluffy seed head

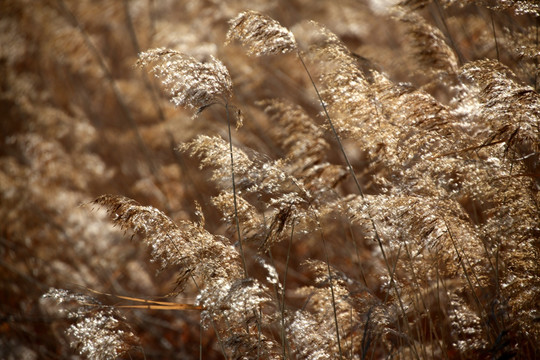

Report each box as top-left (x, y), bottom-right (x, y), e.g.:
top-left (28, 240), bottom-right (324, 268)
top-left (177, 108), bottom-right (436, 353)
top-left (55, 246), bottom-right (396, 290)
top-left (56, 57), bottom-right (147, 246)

top-left (137, 48), bottom-right (232, 110)
top-left (226, 10), bottom-right (297, 56)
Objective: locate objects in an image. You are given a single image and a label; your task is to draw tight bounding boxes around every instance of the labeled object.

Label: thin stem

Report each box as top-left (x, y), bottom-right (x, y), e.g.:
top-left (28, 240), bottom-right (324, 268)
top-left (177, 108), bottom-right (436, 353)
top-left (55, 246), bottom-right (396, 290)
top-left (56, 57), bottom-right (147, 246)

top-left (320, 226), bottom-right (344, 360)
top-left (490, 10), bottom-right (500, 61)
top-left (403, 242), bottom-right (447, 359)
top-left (444, 219), bottom-right (491, 341)
top-left (190, 275), bottom-right (227, 359)
top-left (349, 223), bottom-right (369, 288)
top-left (296, 53), bottom-right (364, 199)
top-left (297, 192), bottom-right (343, 359)
top-left (280, 218), bottom-right (295, 360)
top-left (122, 0), bottom-right (167, 124)
top-left (296, 52), bottom-right (413, 354)
top-left (56, 0), bottom-right (172, 215)
top-left (534, 17), bottom-right (540, 92)
top-left (225, 103), bottom-right (248, 277)
top-left (432, 0), bottom-right (464, 66)
top-left (199, 320), bottom-right (203, 360)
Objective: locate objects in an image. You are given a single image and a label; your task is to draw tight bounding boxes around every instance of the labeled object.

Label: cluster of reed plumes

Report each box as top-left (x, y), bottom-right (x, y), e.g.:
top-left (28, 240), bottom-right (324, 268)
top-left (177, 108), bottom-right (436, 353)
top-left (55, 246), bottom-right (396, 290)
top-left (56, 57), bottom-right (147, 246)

top-left (1, 0), bottom-right (539, 359)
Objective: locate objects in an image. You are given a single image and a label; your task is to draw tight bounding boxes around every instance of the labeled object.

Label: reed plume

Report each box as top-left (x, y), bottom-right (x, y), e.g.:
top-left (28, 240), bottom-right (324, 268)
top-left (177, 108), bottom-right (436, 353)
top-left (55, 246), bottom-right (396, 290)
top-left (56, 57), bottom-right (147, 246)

top-left (1, 0), bottom-right (537, 358)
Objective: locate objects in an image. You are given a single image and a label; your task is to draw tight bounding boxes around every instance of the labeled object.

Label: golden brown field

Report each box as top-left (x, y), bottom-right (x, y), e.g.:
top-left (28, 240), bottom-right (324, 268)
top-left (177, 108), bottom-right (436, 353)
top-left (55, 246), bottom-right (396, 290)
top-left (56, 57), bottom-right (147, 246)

top-left (1, 0), bottom-right (539, 359)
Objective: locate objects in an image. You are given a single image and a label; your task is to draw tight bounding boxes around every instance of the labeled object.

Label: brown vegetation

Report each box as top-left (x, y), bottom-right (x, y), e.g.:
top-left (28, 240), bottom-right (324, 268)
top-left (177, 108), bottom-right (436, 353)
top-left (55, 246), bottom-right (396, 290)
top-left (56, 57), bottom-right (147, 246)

top-left (1, 0), bottom-right (538, 359)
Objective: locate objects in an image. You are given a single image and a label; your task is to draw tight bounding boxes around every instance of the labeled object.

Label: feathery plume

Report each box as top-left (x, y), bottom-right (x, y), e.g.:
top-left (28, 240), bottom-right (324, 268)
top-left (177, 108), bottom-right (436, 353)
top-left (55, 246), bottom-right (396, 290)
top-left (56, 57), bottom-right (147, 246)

top-left (92, 195), bottom-right (243, 287)
top-left (43, 289), bottom-right (139, 360)
top-left (226, 10), bottom-right (297, 56)
top-left (400, 10), bottom-right (459, 74)
top-left (137, 48), bottom-right (232, 110)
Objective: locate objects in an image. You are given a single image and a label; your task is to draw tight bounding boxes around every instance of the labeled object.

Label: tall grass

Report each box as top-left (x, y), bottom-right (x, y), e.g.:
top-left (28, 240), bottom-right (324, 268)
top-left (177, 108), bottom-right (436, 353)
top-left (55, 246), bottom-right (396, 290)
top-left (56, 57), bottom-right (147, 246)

top-left (1, 0), bottom-right (538, 359)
